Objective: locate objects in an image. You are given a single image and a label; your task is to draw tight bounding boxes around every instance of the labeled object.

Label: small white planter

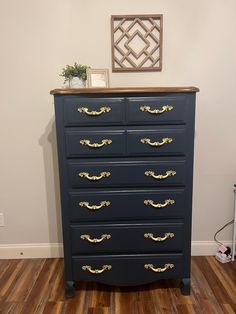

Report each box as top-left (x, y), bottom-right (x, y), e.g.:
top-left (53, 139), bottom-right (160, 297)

top-left (68, 77), bottom-right (86, 88)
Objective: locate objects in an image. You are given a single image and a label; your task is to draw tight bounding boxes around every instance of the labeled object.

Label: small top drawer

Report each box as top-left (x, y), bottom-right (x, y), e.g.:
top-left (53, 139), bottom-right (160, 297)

top-left (63, 97), bottom-right (125, 126)
top-left (127, 96), bottom-right (188, 124)
top-left (65, 129), bottom-right (126, 158)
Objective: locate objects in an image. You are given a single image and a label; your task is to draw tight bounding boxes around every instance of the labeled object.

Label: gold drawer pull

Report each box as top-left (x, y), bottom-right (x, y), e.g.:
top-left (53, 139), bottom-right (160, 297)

top-left (145, 170), bottom-right (176, 180)
top-left (144, 232), bottom-right (174, 242)
top-left (140, 137), bottom-right (173, 147)
top-left (82, 264), bottom-right (112, 274)
top-left (80, 139), bottom-right (112, 148)
top-left (79, 201), bottom-right (110, 210)
top-left (80, 234), bottom-right (111, 243)
top-left (144, 199), bottom-right (175, 208)
top-left (144, 263), bottom-right (174, 273)
top-left (77, 106), bottom-right (111, 116)
top-left (79, 172), bottom-right (111, 181)
top-left (140, 105), bottom-right (173, 114)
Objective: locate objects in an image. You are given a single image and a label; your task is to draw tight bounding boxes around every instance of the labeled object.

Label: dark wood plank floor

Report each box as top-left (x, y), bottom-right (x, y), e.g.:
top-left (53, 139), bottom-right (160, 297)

top-left (0, 257), bottom-right (235, 314)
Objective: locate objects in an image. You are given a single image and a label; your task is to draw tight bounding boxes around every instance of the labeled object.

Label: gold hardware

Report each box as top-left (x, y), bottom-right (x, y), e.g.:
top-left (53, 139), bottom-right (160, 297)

top-left (80, 234), bottom-right (111, 243)
top-left (144, 263), bottom-right (174, 273)
top-left (144, 199), bottom-right (175, 208)
top-left (140, 105), bottom-right (173, 114)
top-left (144, 170), bottom-right (176, 180)
top-left (80, 139), bottom-right (112, 148)
top-left (79, 172), bottom-right (110, 181)
top-left (140, 137), bottom-right (173, 147)
top-left (77, 106), bottom-right (111, 116)
top-left (79, 201), bottom-right (110, 210)
top-left (144, 232), bottom-right (174, 241)
top-left (82, 264), bottom-right (112, 274)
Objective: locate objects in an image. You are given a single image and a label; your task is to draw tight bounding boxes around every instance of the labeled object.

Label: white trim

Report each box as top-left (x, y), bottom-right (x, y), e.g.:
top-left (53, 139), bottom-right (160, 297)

top-left (0, 243), bottom-right (64, 259)
top-left (191, 241), bottom-right (232, 256)
top-left (0, 241), bottom-right (232, 259)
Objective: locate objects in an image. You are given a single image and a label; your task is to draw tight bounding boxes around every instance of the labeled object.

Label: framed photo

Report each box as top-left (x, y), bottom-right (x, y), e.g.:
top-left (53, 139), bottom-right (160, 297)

top-left (86, 68), bottom-right (109, 88)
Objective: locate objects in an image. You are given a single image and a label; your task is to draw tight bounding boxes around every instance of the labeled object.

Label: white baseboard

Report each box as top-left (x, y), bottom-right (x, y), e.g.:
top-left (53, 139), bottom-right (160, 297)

top-left (191, 240), bottom-right (232, 256)
top-left (0, 241), bottom-right (232, 259)
top-left (0, 243), bottom-right (64, 259)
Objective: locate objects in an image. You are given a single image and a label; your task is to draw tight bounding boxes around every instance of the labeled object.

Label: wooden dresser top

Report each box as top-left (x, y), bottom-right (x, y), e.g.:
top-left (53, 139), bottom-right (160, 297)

top-left (50, 86), bottom-right (199, 95)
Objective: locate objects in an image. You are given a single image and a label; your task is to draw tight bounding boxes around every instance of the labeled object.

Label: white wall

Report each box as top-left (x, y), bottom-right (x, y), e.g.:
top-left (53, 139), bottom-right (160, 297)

top-left (0, 0), bottom-right (236, 256)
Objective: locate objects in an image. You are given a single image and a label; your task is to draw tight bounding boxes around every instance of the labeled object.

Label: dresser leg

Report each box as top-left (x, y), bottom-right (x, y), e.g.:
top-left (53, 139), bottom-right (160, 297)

top-left (180, 278), bottom-right (190, 295)
top-left (65, 281), bottom-right (75, 298)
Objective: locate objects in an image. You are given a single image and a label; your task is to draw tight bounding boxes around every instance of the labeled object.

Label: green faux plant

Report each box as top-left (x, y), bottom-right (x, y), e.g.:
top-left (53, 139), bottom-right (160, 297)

top-left (60, 62), bottom-right (90, 83)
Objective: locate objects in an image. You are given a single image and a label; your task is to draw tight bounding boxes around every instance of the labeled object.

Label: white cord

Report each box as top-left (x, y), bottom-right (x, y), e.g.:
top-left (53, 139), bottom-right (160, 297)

top-left (232, 185), bottom-right (236, 261)
top-left (214, 220), bottom-right (234, 246)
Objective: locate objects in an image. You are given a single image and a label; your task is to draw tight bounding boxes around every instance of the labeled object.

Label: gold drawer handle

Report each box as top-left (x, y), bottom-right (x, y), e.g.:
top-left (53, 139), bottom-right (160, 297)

top-left (145, 170), bottom-right (176, 180)
top-left (140, 105), bottom-right (173, 114)
top-left (79, 201), bottom-right (110, 210)
top-left (144, 199), bottom-right (175, 208)
top-left (77, 106), bottom-right (111, 116)
top-left (79, 172), bottom-right (111, 181)
top-left (144, 263), bottom-right (174, 273)
top-left (80, 139), bottom-right (112, 148)
top-left (82, 264), bottom-right (112, 274)
top-left (140, 137), bottom-right (173, 147)
top-left (144, 232), bottom-right (174, 242)
top-left (80, 234), bottom-right (111, 243)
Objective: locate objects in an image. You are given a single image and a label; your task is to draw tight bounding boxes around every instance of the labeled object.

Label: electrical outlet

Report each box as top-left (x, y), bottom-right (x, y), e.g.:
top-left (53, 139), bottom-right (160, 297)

top-left (0, 213), bottom-right (4, 226)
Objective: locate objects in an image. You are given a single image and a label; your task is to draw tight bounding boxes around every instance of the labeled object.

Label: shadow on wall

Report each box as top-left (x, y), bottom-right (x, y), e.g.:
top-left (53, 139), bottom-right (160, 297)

top-left (39, 117), bottom-right (63, 251)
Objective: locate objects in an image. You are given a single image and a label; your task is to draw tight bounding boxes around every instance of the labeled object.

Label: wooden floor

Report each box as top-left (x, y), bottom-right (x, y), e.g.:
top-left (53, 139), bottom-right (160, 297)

top-left (0, 257), bottom-right (235, 314)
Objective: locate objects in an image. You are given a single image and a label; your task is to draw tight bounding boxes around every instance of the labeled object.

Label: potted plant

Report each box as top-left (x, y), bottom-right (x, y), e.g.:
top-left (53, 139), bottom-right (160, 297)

top-left (60, 62), bottom-right (90, 88)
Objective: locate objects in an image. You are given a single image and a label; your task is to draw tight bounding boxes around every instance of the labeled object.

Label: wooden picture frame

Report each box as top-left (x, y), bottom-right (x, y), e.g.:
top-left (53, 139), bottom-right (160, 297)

top-left (86, 69), bottom-right (110, 88)
top-left (111, 14), bottom-right (163, 72)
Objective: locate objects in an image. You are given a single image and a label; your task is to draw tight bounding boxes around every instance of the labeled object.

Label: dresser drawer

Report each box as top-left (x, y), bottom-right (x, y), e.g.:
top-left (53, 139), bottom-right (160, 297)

top-left (68, 158), bottom-right (186, 188)
top-left (127, 127), bottom-right (186, 156)
top-left (127, 96), bottom-right (188, 124)
top-left (71, 222), bottom-right (184, 254)
top-left (72, 253), bottom-right (184, 286)
top-left (66, 130), bottom-right (125, 157)
top-left (63, 97), bottom-right (125, 126)
top-left (65, 126), bottom-right (185, 158)
top-left (69, 188), bottom-right (186, 222)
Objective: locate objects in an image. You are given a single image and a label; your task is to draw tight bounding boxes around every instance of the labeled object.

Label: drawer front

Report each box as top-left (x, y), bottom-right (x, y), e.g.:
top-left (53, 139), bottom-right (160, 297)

top-left (127, 96), bottom-right (188, 124)
top-left (69, 188), bottom-right (186, 222)
top-left (72, 253), bottom-right (184, 286)
top-left (66, 130), bottom-right (125, 157)
top-left (65, 126), bottom-right (186, 158)
top-left (127, 127), bottom-right (186, 156)
top-left (68, 159), bottom-right (186, 188)
top-left (71, 222), bottom-right (184, 254)
top-left (63, 97), bottom-right (125, 126)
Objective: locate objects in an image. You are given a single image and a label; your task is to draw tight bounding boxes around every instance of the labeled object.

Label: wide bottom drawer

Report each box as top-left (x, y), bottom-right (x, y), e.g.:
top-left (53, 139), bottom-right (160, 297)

top-left (71, 222), bottom-right (184, 254)
top-left (72, 253), bottom-right (184, 286)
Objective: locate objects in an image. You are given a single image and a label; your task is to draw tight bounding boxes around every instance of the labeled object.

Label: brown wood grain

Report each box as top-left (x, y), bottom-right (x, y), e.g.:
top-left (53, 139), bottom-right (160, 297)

top-left (50, 86), bottom-right (199, 95)
top-left (0, 257), bottom-right (235, 314)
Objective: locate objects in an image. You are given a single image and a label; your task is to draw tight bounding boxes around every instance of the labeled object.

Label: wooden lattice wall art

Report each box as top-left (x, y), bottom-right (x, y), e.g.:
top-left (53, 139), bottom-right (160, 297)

top-left (111, 14), bottom-right (163, 72)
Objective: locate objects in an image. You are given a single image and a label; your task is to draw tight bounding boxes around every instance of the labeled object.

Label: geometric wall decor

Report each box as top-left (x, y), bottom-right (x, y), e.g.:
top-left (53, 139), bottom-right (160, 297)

top-left (111, 14), bottom-right (163, 72)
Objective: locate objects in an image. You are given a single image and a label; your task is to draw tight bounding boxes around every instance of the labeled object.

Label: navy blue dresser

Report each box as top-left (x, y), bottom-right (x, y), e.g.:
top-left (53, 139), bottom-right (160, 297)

top-left (51, 86), bottom-right (199, 297)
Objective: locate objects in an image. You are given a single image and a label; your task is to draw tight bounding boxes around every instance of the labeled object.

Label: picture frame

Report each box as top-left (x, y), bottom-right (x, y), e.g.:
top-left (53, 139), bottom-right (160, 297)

top-left (86, 68), bottom-right (110, 88)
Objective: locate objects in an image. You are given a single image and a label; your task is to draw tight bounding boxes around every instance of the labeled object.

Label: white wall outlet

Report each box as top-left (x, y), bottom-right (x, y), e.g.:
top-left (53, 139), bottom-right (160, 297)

top-left (0, 213), bottom-right (4, 226)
